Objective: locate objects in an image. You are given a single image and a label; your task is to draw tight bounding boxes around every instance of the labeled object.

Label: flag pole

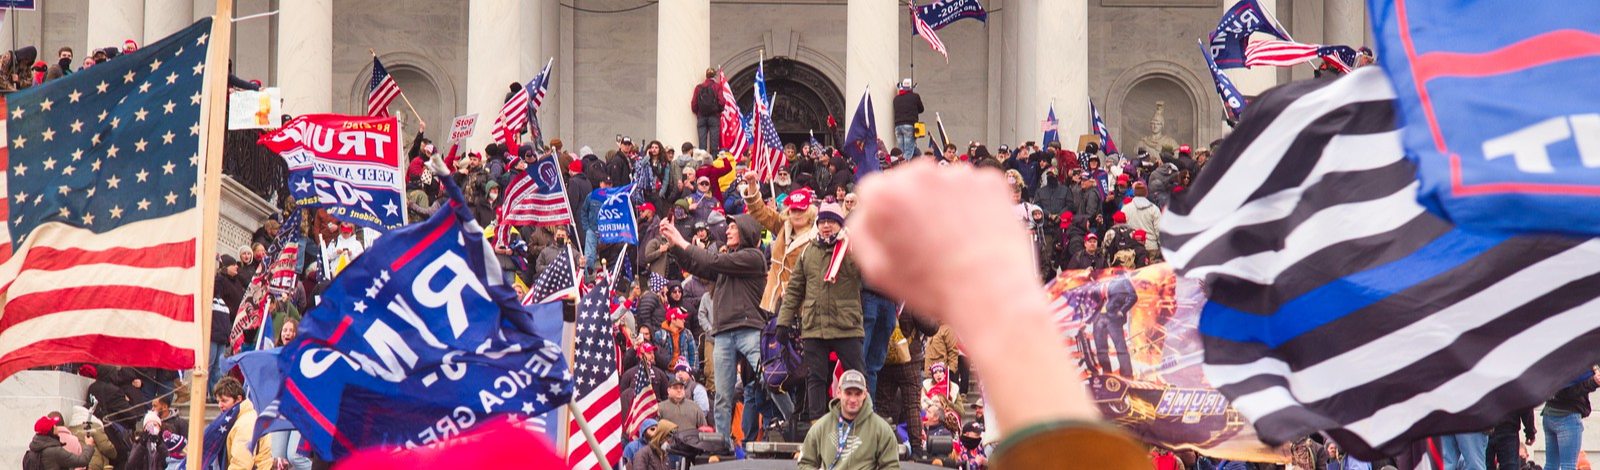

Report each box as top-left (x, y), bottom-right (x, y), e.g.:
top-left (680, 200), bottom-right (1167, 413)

top-left (189, 0), bottom-right (235, 469)
top-left (370, 48), bottom-right (425, 127)
top-left (567, 402), bottom-right (616, 470)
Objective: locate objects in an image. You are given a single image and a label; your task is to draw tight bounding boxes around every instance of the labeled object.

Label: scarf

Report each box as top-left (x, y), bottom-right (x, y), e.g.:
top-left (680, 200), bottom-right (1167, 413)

top-left (818, 231), bottom-right (850, 283)
top-left (199, 403), bottom-right (240, 470)
top-left (928, 362), bottom-right (950, 399)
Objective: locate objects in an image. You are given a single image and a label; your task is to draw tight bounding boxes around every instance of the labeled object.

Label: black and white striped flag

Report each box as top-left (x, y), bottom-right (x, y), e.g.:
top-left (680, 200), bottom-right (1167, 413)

top-left (1162, 67), bottom-right (1600, 459)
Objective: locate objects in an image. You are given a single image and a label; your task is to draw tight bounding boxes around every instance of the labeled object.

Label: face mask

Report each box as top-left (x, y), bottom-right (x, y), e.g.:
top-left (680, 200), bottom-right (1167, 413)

top-left (58, 57), bottom-right (71, 70)
top-left (961, 435), bottom-right (982, 449)
top-left (424, 144), bottom-right (435, 154)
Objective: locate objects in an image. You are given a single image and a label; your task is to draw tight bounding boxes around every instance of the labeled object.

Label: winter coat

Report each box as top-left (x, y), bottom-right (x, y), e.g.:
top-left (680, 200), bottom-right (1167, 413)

top-left (605, 150), bottom-right (634, 187)
top-left (642, 236), bottom-right (670, 277)
top-left (653, 321), bottom-right (698, 371)
top-left (658, 397), bottom-right (707, 430)
top-left (631, 445), bottom-right (673, 470)
top-left (229, 400), bottom-right (273, 470)
top-left (1120, 197), bottom-right (1162, 253)
top-left (742, 187), bottom-right (819, 312)
top-left (669, 213), bottom-right (769, 335)
top-left (28, 433), bottom-right (94, 470)
top-left (892, 90), bottom-right (924, 126)
top-left (69, 421), bottom-right (117, 470)
top-left (777, 237), bottom-right (864, 340)
top-left (925, 325), bottom-right (959, 377)
top-left (635, 292), bottom-right (666, 332)
top-left (797, 394), bottom-right (901, 470)
top-left (1068, 249), bottom-right (1106, 271)
top-left (580, 153), bottom-right (608, 186)
top-left (86, 373), bottom-right (133, 430)
top-left (1073, 184), bottom-right (1104, 229)
top-left (1036, 180), bottom-right (1072, 216)
top-left (0, 46), bottom-right (36, 92)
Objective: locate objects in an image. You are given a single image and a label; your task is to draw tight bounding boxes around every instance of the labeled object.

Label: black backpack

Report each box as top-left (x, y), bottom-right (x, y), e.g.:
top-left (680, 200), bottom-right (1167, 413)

top-left (694, 83), bottom-right (722, 116)
top-left (21, 450), bottom-right (41, 470)
top-left (103, 422), bottom-right (135, 469)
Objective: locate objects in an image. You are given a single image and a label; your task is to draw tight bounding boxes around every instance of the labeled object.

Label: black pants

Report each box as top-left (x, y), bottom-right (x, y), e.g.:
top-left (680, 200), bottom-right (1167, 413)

top-left (1488, 430), bottom-right (1521, 470)
top-left (803, 337), bottom-right (864, 420)
top-left (876, 361), bottom-right (924, 448)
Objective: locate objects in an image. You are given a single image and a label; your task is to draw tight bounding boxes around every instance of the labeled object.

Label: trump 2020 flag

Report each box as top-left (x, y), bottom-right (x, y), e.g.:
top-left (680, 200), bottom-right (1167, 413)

top-left (594, 184), bottom-right (639, 244)
top-left (1368, 0), bottom-right (1600, 236)
top-left (1200, 40), bottom-right (1248, 122)
top-left (277, 171), bottom-right (572, 460)
top-left (841, 89), bottom-right (881, 176)
top-left (260, 115), bottom-right (406, 231)
top-left (1207, 0), bottom-right (1291, 70)
top-left (912, 0), bottom-right (987, 33)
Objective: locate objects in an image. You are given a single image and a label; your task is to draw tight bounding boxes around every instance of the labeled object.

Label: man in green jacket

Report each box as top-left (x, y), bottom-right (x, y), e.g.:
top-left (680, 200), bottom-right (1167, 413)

top-left (778, 202), bottom-right (866, 420)
top-left (799, 370), bottom-right (900, 470)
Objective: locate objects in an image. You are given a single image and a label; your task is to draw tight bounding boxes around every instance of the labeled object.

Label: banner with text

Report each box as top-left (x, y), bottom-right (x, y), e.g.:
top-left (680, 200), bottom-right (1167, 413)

top-left (276, 174), bottom-right (572, 460)
top-left (1050, 264), bottom-right (1283, 462)
top-left (260, 114), bottom-right (407, 231)
top-left (449, 113), bottom-right (478, 142)
top-left (228, 87), bottom-right (282, 130)
top-left (594, 184), bottom-right (639, 244)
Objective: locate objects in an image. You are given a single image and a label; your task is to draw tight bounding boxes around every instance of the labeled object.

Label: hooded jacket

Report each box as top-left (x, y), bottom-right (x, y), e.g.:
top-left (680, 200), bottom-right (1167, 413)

top-left (742, 187), bottom-right (818, 312)
top-left (798, 394), bottom-right (901, 470)
top-left (1036, 176), bottom-right (1072, 216)
top-left (28, 432), bottom-right (94, 470)
top-left (1120, 196), bottom-right (1162, 253)
top-left (622, 418), bottom-right (658, 464)
top-left (87, 369), bottom-right (134, 429)
top-left (669, 213), bottom-right (768, 334)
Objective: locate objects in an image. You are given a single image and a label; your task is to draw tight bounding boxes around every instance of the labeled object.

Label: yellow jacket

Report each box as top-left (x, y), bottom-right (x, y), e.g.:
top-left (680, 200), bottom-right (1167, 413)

top-left (227, 400), bottom-right (273, 470)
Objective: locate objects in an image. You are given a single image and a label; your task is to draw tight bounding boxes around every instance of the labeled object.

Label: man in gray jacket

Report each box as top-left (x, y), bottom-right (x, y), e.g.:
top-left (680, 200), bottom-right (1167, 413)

top-left (660, 213), bottom-right (768, 443)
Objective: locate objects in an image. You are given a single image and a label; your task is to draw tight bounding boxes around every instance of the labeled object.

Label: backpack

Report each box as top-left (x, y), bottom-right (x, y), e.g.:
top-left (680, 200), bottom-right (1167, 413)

top-left (21, 450), bottom-right (41, 470)
top-left (666, 428), bottom-right (732, 457)
top-left (103, 421), bottom-right (136, 468)
top-left (760, 316), bottom-right (807, 393)
top-left (694, 83), bottom-right (722, 116)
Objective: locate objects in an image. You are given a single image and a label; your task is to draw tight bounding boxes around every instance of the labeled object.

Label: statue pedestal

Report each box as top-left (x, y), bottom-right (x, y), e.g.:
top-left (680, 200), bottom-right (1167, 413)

top-left (0, 371), bottom-right (96, 464)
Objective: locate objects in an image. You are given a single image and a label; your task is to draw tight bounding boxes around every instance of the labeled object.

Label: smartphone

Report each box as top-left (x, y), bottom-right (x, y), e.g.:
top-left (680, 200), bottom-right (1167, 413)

top-left (616, 134), bottom-right (622, 142)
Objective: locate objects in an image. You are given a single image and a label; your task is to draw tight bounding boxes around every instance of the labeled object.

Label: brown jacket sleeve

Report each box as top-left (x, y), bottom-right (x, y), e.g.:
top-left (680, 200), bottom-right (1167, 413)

top-left (742, 187), bottom-right (784, 233)
top-left (993, 421), bottom-right (1148, 470)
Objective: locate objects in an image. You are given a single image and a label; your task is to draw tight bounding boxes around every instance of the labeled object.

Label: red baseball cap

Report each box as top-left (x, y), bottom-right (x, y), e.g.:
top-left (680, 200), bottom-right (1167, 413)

top-left (1112, 212), bottom-right (1127, 224)
top-left (1059, 219), bottom-right (1072, 229)
top-left (786, 189), bottom-right (814, 212)
top-left (1116, 174), bottom-right (1130, 184)
top-left (639, 203), bottom-right (656, 214)
top-left (666, 307), bottom-right (687, 321)
top-left (1179, 144), bottom-right (1191, 154)
top-left (568, 160), bottom-right (582, 173)
top-left (1133, 229), bottom-right (1148, 243)
top-left (1085, 233), bottom-right (1099, 242)
top-left (34, 415), bottom-right (58, 434)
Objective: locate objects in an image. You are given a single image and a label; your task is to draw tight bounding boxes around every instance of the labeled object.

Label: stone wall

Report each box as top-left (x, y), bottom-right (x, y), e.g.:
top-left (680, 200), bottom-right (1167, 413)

top-left (330, 0), bottom-right (469, 133)
top-left (1089, 1), bottom-right (1228, 153)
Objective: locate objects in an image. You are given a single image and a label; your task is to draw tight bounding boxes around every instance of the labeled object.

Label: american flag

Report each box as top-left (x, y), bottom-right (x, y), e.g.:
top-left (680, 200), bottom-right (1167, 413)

top-left (648, 271), bottom-right (668, 294)
top-left (624, 365), bottom-right (660, 440)
top-left (0, 19), bottom-right (212, 381)
top-left (525, 58), bottom-right (553, 147)
top-left (568, 279), bottom-right (623, 470)
top-left (716, 69), bottom-right (748, 157)
top-left (522, 244), bottom-right (579, 305)
top-left (807, 130), bottom-right (823, 156)
top-left (496, 153), bottom-right (572, 228)
top-left (1245, 40), bottom-right (1359, 74)
top-left (494, 84), bottom-right (531, 150)
top-left (229, 208), bottom-right (304, 353)
top-left (752, 60), bottom-right (785, 181)
top-left (367, 56), bottom-right (401, 117)
top-left (910, 1), bottom-right (949, 62)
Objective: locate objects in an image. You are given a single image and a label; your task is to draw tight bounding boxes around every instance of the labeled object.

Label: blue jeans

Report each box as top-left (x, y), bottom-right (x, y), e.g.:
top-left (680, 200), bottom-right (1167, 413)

top-left (740, 380), bottom-right (795, 438)
top-left (713, 328), bottom-right (763, 443)
top-left (861, 292), bottom-right (897, 394)
top-left (895, 124), bottom-right (917, 157)
top-left (270, 430), bottom-right (313, 470)
top-left (583, 228), bottom-right (599, 275)
top-left (1545, 413), bottom-right (1584, 470)
top-left (697, 115), bottom-right (720, 152)
top-left (1440, 432), bottom-right (1489, 470)
top-left (208, 341), bottom-right (227, 395)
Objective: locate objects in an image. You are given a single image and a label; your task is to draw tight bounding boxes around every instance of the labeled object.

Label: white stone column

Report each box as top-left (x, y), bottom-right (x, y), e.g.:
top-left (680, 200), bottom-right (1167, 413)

top-left (1010, 0), bottom-right (1087, 146)
top-left (467, 0), bottom-right (528, 151)
top-left (1220, 0), bottom-right (1280, 96)
top-left (87, 0), bottom-right (142, 53)
top-left (846, 0), bottom-right (899, 146)
top-left (655, 0), bottom-right (709, 149)
top-left (1325, 0), bottom-right (1366, 48)
top-left (143, 0), bottom-right (193, 43)
top-left (276, 0), bottom-right (332, 116)
top-left (540, 0), bottom-right (562, 141)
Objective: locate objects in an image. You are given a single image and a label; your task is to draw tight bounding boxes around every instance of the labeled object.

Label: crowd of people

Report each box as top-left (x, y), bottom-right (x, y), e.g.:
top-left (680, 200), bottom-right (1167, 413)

top-left (19, 52), bottom-right (1592, 470)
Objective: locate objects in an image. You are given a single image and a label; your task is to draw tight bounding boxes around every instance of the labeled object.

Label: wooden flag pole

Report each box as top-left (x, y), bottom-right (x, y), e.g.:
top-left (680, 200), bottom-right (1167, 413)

top-left (370, 48), bottom-right (425, 127)
top-left (188, 0), bottom-right (235, 469)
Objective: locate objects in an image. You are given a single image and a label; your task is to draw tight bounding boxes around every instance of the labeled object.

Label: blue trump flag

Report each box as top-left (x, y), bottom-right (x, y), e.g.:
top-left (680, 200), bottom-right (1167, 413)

top-left (1207, 0), bottom-right (1291, 70)
top-left (1090, 99), bottom-right (1120, 155)
top-left (594, 183), bottom-right (639, 244)
top-left (912, 0), bottom-right (987, 33)
top-left (277, 171), bottom-right (572, 459)
top-left (1368, 0), bottom-right (1600, 235)
top-left (841, 89), bottom-right (882, 175)
top-left (1042, 104), bottom-right (1060, 148)
top-left (1200, 40), bottom-right (1248, 121)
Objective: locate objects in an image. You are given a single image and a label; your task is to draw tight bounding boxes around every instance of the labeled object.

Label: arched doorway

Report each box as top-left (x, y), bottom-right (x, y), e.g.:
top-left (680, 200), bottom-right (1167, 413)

top-left (728, 58), bottom-right (846, 148)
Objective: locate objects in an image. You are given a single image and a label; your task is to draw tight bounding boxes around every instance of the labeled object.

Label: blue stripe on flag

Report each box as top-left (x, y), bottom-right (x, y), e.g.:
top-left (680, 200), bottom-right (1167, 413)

top-left (1199, 229), bottom-right (1508, 347)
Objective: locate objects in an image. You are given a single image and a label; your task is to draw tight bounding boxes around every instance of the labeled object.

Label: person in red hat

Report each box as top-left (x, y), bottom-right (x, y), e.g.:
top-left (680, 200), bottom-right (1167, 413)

top-left (739, 171), bottom-right (819, 313)
top-left (1067, 233), bottom-right (1106, 270)
top-left (652, 307), bottom-right (697, 372)
top-left (27, 414), bottom-right (95, 470)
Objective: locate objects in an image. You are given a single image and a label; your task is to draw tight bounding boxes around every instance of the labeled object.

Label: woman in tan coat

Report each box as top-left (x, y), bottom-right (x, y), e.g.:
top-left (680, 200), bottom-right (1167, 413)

top-left (739, 171), bottom-right (818, 313)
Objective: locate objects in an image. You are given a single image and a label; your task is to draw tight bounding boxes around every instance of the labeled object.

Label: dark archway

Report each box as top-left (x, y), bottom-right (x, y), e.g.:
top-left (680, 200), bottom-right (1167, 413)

top-left (729, 58), bottom-right (845, 148)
